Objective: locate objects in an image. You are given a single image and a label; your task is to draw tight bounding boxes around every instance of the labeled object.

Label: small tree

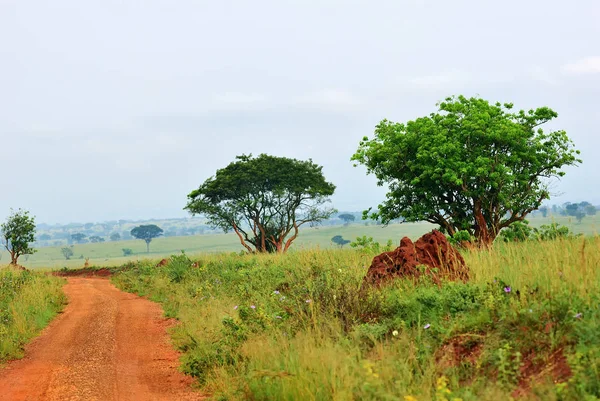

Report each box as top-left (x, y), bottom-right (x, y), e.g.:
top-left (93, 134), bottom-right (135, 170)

top-left (130, 225), bottom-right (163, 253)
top-left (585, 204), bottom-right (597, 216)
top-left (122, 248), bottom-right (133, 256)
top-left (539, 206), bottom-right (548, 218)
top-left (61, 246), bottom-right (74, 260)
top-left (110, 232), bottom-right (121, 241)
top-left (338, 213), bottom-right (355, 226)
top-left (1, 209), bottom-right (37, 265)
top-left (71, 233), bottom-right (87, 244)
top-left (89, 235), bottom-right (104, 243)
top-left (331, 235), bottom-right (351, 247)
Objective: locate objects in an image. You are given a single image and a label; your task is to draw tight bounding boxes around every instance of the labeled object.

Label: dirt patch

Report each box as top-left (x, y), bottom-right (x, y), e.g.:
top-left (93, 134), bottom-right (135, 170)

top-left (364, 230), bottom-right (469, 286)
top-left (513, 348), bottom-right (572, 398)
top-left (53, 268), bottom-right (113, 277)
top-left (436, 334), bottom-right (484, 370)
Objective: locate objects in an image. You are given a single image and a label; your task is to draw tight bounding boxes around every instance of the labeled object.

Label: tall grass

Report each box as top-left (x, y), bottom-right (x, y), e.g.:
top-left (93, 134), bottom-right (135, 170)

top-left (112, 237), bottom-right (600, 400)
top-left (0, 267), bottom-right (66, 362)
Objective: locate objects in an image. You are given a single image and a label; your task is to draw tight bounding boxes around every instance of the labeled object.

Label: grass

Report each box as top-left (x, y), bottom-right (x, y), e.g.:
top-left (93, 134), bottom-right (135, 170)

top-left (0, 267), bottom-right (66, 363)
top-left (8, 215), bottom-right (599, 270)
top-left (110, 235), bottom-right (600, 400)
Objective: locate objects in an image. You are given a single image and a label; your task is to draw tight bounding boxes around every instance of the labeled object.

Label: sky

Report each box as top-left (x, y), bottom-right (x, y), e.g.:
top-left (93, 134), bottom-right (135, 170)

top-left (1, 0), bottom-right (599, 224)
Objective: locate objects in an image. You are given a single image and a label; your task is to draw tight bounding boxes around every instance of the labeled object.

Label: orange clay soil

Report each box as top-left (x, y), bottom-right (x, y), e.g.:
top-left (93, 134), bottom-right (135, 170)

top-left (0, 277), bottom-right (204, 401)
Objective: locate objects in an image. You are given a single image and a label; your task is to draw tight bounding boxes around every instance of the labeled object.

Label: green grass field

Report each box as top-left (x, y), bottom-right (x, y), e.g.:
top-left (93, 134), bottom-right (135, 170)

top-left (2, 215), bottom-right (598, 270)
top-left (111, 236), bottom-right (600, 400)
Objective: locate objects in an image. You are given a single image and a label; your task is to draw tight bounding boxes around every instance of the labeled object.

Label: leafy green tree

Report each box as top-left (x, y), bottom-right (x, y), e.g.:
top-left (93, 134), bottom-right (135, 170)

top-left (352, 95), bottom-right (581, 246)
top-left (331, 235), bottom-right (351, 247)
top-left (565, 203), bottom-right (587, 223)
top-left (130, 224), bottom-right (163, 253)
top-left (89, 235), bottom-right (104, 243)
top-left (61, 246), bottom-right (74, 260)
top-left (538, 206), bottom-right (548, 218)
top-left (499, 220), bottom-right (534, 242)
top-left (1, 209), bottom-right (37, 265)
top-left (71, 233), bottom-right (87, 244)
top-left (109, 232), bottom-right (121, 241)
top-left (585, 204), bottom-right (597, 216)
top-left (185, 154), bottom-right (336, 253)
top-left (338, 213), bottom-right (355, 225)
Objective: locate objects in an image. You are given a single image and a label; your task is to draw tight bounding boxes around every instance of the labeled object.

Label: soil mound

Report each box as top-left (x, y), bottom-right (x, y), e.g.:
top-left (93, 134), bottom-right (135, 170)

top-left (364, 230), bottom-right (469, 286)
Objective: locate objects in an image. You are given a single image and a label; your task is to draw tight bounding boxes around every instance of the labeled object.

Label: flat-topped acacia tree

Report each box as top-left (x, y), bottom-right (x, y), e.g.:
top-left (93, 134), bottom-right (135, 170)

top-left (185, 154), bottom-right (336, 253)
top-left (130, 224), bottom-right (163, 253)
top-left (352, 95), bottom-right (581, 247)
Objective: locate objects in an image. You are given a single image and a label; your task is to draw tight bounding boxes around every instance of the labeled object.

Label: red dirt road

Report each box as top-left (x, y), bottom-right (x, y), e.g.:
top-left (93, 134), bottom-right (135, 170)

top-left (0, 278), bottom-right (203, 401)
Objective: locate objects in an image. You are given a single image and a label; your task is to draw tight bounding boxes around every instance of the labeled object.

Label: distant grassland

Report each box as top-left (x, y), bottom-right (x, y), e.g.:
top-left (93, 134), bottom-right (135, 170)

top-left (4, 215), bottom-right (598, 270)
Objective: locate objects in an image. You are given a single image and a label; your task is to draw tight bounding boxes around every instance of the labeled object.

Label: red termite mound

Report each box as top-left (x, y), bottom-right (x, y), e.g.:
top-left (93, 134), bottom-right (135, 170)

top-left (364, 230), bottom-right (469, 286)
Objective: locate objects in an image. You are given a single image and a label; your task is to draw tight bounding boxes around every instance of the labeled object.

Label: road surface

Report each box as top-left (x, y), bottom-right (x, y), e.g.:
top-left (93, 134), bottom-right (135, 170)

top-left (0, 277), bottom-right (203, 401)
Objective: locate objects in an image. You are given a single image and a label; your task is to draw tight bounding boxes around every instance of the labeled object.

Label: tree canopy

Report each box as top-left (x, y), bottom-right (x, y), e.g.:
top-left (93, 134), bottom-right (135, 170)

top-left (130, 224), bottom-right (163, 253)
top-left (352, 95), bottom-right (581, 246)
top-left (1, 209), bottom-right (37, 265)
top-left (338, 213), bottom-right (355, 225)
top-left (185, 154), bottom-right (336, 253)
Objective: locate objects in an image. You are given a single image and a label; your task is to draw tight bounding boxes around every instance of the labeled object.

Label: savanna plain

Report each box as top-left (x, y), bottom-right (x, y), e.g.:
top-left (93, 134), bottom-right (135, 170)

top-left (2, 216), bottom-right (599, 400)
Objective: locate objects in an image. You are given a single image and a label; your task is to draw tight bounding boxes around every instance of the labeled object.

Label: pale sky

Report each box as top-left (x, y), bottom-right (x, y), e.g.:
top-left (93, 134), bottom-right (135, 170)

top-left (2, 0), bottom-right (599, 224)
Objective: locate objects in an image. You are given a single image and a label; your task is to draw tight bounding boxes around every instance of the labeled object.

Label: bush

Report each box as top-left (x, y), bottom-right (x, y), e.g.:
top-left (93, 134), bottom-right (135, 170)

top-left (122, 248), bottom-right (133, 256)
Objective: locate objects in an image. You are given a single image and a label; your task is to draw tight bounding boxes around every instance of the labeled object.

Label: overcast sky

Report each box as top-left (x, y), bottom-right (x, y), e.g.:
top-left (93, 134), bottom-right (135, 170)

top-left (1, 0), bottom-right (599, 224)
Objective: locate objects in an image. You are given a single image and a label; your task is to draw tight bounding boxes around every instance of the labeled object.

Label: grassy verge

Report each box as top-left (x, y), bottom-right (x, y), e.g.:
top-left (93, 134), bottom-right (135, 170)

top-left (112, 237), bottom-right (600, 400)
top-left (0, 267), bottom-right (67, 362)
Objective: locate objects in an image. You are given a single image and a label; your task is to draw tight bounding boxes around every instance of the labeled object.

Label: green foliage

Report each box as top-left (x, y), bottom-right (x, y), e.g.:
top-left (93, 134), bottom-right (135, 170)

top-left (71, 233), bottom-right (87, 244)
top-left (184, 154), bottom-right (336, 253)
top-left (109, 232), bottom-right (121, 241)
top-left (89, 235), bottom-right (104, 243)
top-left (350, 235), bottom-right (394, 253)
top-left (338, 213), bottom-right (356, 225)
top-left (447, 230), bottom-right (475, 247)
top-left (331, 235), bottom-right (351, 247)
top-left (352, 95), bottom-right (581, 246)
top-left (534, 222), bottom-right (578, 241)
top-left (61, 246), bottom-right (74, 260)
top-left (499, 220), bottom-right (534, 242)
top-left (122, 248), bottom-right (133, 256)
top-left (0, 268), bottom-right (66, 361)
top-left (585, 204), bottom-right (597, 216)
top-left (1, 208), bottom-right (37, 265)
top-left (130, 224), bottom-right (163, 253)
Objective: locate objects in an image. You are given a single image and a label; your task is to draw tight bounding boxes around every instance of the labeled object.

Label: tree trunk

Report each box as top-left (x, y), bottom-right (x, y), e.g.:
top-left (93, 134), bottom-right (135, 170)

top-left (232, 222), bottom-right (254, 253)
top-left (473, 201), bottom-right (493, 247)
top-left (10, 251), bottom-right (18, 265)
top-left (146, 240), bottom-right (150, 253)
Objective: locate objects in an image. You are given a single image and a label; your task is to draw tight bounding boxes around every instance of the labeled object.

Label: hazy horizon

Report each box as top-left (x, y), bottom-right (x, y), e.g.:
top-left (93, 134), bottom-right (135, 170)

top-left (3, 0), bottom-right (599, 224)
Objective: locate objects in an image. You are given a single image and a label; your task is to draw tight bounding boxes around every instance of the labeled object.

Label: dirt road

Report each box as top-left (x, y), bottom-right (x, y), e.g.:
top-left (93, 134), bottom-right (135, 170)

top-left (0, 278), bottom-right (203, 401)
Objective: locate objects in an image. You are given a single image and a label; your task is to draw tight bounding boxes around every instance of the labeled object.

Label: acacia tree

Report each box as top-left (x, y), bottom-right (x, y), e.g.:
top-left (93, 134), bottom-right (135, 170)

top-left (338, 213), bottom-right (355, 225)
top-left (185, 154), bottom-right (336, 253)
top-left (130, 225), bottom-right (163, 253)
top-left (1, 209), bottom-right (37, 265)
top-left (352, 96), bottom-right (581, 247)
